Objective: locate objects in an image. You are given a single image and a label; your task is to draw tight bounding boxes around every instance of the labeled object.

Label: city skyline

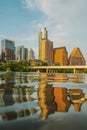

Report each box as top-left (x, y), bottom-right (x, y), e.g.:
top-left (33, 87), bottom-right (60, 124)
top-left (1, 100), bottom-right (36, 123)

top-left (0, 0), bottom-right (87, 60)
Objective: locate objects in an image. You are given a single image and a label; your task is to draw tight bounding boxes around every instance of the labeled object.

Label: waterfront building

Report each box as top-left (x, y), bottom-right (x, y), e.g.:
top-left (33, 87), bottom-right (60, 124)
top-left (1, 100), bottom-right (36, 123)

top-left (28, 48), bottom-right (35, 60)
top-left (69, 48), bottom-right (86, 65)
top-left (39, 27), bottom-right (48, 59)
top-left (16, 46), bottom-right (28, 61)
top-left (53, 47), bottom-right (68, 66)
top-left (40, 39), bottom-right (53, 64)
top-left (1, 39), bottom-right (15, 61)
top-left (39, 27), bottom-right (53, 64)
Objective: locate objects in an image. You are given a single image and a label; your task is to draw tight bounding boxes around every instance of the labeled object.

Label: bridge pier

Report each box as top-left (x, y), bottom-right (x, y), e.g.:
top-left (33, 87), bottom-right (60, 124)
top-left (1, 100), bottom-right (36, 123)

top-left (74, 68), bottom-right (76, 74)
top-left (73, 68), bottom-right (84, 74)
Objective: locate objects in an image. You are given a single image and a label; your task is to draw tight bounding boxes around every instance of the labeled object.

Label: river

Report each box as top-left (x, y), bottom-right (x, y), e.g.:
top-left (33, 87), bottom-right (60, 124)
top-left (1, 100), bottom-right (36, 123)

top-left (0, 72), bottom-right (87, 130)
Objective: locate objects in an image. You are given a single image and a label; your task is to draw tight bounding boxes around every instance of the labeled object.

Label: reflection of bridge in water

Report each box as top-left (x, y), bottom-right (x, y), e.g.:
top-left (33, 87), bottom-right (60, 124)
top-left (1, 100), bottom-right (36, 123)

top-left (40, 73), bottom-right (85, 83)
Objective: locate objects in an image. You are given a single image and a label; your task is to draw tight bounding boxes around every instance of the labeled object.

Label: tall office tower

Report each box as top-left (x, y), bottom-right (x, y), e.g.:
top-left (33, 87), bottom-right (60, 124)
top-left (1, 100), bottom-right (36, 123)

top-left (39, 27), bottom-right (48, 59)
top-left (40, 39), bottom-right (53, 64)
top-left (16, 46), bottom-right (28, 61)
top-left (1, 39), bottom-right (15, 61)
top-left (69, 48), bottom-right (86, 65)
top-left (39, 27), bottom-right (48, 39)
top-left (53, 47), bottom-right (68, 66)
top-left (28, 48), bottom-right (35, 60)
top-left (39, 27), bottom-right (53, 64)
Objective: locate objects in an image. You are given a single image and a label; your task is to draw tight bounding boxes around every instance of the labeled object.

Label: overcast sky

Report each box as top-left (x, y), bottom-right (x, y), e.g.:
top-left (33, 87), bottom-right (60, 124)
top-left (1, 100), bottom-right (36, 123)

top-left (0, 0), bottom-right (87, 61)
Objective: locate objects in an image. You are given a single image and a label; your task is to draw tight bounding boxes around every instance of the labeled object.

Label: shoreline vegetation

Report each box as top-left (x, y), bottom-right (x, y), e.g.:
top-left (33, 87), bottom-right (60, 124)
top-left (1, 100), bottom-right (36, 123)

top-left (0, 61), bottom-right (87, 73)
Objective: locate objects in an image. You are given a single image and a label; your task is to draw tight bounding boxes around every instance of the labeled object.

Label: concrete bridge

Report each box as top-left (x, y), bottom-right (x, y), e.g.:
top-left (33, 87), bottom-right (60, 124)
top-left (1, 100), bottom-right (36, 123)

top-left (30, 65), bottom-right (87, 74)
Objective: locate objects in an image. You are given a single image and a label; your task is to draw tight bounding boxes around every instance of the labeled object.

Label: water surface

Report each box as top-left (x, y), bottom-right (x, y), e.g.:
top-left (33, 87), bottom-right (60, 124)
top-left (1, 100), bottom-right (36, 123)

top-left (0, 72), bottom-right (87, 130)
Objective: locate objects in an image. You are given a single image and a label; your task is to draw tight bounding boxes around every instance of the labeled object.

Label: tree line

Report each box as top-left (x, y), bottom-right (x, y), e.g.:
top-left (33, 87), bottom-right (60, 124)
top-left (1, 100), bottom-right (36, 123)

top-left (0, 61), bottom-right (87, 73)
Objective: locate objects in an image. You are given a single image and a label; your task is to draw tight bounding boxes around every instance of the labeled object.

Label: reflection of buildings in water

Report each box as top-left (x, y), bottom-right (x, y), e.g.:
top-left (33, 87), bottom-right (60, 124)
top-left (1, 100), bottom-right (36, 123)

top-left (2, 87), bottom-right (14, 106)
top-left (73, 103), bottom-right (82, 112)
top-left (40, 73), bottom-right (68, 82)
top-left (13, 87), bottom-right (36, 104)
top-left (0, 72), bottom-right (31, 86)
top-left (38, 82), bottom-right (87, 120)
top-left (40, 73), bottom-right (47, 83)
top-left (54, 73), bottom-right (68, 82)
top-left (54, 87), bottom-right (71, 112)
top-left (0, 87), bottom-right (36, 106)
top-left (0, 89), bottom-right (5, 106)
top-left (69, 88), bottom-right (85, 112)
top-left (38, 83), bottom-right (71, 120)
top-left (17, 108), bottom-right (38, 118)
top-left (2, 112), bottom-right (17, 121)
top-left (38, 83), bottom-right (56, 120)
top-left (15, 72), bottom-right (32, 84)
top-left (0, 86), bottom-right (39, 121)
top-left (69, 74), bottom-right (85, 83)
top-left (1, 108), bottom-right (38, 121)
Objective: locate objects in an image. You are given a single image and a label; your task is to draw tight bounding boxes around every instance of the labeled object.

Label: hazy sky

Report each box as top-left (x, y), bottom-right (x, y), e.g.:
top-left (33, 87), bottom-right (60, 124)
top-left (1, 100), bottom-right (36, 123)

top-left (0, 0), bottom-right (87, 60)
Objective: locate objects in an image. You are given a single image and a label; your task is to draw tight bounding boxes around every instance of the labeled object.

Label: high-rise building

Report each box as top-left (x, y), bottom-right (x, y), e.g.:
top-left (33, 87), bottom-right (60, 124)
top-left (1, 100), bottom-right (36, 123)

top-left (53, 47), bottom-right (68, 65)
top-left (1, 39), bottom-right (15, 61)
top-left (28, 48), bottom-right (35, 60)
top-left (40, 39), bottom-right (53, 64)
top-left (39, 27), bottom-right (53, 64)
top-left (69, 48), bottom-right (86, 65)
top-left (39, 27), bottom-right (48, 59)
top-left (39, 27), bottom-right (48, 40)
top-left (16, 46), bottom-right (28, 61)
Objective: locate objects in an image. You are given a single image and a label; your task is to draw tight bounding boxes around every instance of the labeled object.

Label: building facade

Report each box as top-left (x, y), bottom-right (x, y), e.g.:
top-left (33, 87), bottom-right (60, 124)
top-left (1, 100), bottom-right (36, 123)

top-left (53, 47), bottom-right (68, 66)
top-left (28, 48), bottom-right (35, 60)
top-left (1, 39), bottom-right (15, 61)
top-left (39, 27), bottom-right (53, 64)
top-left (40, 39), bottom-right (53, 64)
top-left (16, 46), bottom-right (28, 61)
top-left (69, 48), bottom-right (86, 65)
top-left (39, 27), bottom-right (48, 59)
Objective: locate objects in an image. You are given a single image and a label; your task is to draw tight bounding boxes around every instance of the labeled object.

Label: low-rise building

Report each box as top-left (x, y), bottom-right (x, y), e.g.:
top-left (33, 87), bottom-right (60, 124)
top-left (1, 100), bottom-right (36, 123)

top-left (69, 48), bottom-right (86, 65)
top-left (53, 47), bottom-right (68, 66)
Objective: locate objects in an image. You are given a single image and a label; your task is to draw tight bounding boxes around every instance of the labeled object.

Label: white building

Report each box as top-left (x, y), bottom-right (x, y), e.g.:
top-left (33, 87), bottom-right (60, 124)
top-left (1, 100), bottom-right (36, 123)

top-left (28, 48), bottom-right (35, 60)
top-left (16, 46), bottom-right (28, 61)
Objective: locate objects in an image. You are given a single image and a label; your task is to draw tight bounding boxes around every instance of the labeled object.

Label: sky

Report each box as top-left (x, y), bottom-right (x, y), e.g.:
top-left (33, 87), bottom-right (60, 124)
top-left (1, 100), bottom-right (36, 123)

top-left (0, 0), bottom-right (87, 61)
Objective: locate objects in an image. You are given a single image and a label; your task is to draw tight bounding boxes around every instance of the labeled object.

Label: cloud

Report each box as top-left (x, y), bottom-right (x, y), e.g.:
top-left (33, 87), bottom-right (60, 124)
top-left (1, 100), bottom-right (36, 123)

top-left (22, 0), bottom-right (36, 9)
top-left (0, 34), bottom-right (7, 39)
top-left (22, 0), bottom-right (87, 60)
top-left (22, 0), bottom-right (87, 19)
top-left (22, 0), bottom-right (87, 40)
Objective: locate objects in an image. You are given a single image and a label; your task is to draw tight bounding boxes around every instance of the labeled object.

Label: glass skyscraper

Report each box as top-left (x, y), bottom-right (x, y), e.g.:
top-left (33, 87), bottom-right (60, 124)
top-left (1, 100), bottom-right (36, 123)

top-left (1, 39), bottom-right (15, 61)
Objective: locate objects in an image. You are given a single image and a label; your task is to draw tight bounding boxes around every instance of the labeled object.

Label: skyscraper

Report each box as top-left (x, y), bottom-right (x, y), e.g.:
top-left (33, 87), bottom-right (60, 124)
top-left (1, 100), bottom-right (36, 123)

top-left (39, 27), bottom-right (48, 59)
top-left (1, 39), bottom-right (15, 61)
top-left (39, 27), bottom-right (53, 64)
